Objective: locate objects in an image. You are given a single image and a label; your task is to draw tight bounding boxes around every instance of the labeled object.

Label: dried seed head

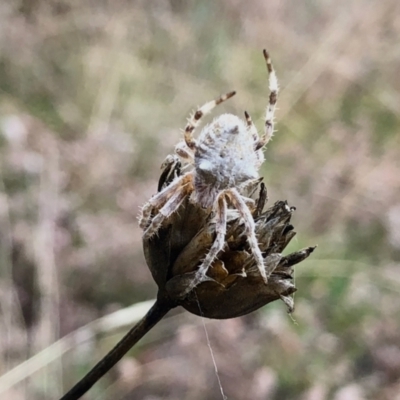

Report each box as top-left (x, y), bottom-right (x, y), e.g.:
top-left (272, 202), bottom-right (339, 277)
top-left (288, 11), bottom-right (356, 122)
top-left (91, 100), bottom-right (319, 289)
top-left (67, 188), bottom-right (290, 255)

top-left (143, 160), bottom-right (316, 319)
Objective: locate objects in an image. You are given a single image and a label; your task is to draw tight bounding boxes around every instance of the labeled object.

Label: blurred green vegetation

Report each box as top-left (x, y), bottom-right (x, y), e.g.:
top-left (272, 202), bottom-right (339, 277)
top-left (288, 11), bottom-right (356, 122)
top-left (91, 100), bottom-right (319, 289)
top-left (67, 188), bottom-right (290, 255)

top-left (0, 0), bottom-right (399, 399)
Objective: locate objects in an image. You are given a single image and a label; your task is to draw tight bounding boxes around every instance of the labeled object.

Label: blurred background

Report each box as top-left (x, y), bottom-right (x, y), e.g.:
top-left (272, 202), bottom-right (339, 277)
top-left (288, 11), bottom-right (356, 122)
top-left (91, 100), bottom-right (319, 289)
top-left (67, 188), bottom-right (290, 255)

top-left (0, 0), bottom-right (399, 399)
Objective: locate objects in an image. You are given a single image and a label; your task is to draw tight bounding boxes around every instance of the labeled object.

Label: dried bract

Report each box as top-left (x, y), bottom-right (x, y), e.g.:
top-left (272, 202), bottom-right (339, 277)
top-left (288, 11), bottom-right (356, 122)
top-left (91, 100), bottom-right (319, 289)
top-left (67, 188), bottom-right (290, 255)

top-left (143, 162), bottom-right (316, 319)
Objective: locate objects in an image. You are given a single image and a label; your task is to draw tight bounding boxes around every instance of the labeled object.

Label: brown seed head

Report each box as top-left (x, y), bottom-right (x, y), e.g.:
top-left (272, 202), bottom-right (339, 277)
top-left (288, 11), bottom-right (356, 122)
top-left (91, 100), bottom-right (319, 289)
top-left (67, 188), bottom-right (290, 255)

top-left (143, 160), bottom-right (316, 319)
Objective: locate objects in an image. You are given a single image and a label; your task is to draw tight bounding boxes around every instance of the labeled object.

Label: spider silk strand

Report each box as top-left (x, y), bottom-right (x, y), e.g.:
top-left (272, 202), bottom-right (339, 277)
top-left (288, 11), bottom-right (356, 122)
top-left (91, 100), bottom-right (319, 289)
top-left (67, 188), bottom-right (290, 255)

top-left (194, 292), bottom-right (227, 400)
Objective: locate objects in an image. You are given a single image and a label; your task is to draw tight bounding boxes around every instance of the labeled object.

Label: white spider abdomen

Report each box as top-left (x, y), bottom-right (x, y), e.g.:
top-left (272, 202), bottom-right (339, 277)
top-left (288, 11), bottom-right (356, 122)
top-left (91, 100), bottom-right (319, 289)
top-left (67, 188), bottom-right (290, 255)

top-left (193, 114), bottom-right (260, 208)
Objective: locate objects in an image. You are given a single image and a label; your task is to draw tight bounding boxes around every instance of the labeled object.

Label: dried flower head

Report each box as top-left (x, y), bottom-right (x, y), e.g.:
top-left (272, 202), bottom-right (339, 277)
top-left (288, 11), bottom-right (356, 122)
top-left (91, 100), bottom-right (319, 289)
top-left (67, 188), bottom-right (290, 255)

top-left (141, 50), bottom-right (315, 318)
top-left (144, 158), bottom-right (316, 319)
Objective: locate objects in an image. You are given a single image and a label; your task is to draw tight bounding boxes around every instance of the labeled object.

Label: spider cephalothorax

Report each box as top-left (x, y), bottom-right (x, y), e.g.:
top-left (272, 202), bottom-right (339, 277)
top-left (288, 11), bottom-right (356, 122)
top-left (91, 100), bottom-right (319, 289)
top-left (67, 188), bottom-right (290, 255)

top-left (193, 113), bottom-right (263, 208)
top-left (139, 50), bottom-right (278, 291)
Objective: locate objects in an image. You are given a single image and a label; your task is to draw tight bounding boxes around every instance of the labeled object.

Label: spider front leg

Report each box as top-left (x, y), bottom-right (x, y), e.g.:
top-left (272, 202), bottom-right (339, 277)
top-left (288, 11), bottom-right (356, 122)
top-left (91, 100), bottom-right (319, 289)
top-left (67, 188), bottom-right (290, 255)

top-left (227, 188), bottom-right (269, 284)
top-left (184, 91), bottom-right (236, 150)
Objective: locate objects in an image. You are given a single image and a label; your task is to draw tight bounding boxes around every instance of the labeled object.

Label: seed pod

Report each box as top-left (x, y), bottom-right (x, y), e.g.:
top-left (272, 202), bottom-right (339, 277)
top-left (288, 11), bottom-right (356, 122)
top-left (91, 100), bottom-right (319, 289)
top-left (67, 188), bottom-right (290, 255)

top-left (143, 162), bottom-right (316, 319)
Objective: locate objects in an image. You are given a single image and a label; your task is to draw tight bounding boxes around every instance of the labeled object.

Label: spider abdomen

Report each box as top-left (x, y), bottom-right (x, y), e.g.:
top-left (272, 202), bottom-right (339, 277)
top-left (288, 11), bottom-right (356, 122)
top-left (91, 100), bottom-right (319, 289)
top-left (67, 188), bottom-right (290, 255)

top-left (193, 114), bottom-right (260, 208)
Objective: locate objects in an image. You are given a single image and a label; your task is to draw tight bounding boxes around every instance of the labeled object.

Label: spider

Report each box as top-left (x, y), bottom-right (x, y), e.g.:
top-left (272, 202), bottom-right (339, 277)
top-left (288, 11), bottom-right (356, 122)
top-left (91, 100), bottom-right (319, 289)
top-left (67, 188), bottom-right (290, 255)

top-left (139, 49), bottom-right (279, 289)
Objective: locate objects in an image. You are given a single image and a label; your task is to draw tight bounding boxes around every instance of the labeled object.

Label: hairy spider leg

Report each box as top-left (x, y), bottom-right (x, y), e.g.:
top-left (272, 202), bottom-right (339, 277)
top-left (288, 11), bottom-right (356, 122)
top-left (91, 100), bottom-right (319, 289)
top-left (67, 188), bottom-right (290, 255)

top-left (184, 91), bottom-right (236, 150)
top-left (244, 111), bottom-right (260, 143)
top-left (143, 181), bottom-right (193, 239)
top-left (139, 172), bottom-right (192, 229)
top-left (227, 187), bottom-right (268, 284)
top-left (194, 194), bottom-right (227, 279)
top-left (243, 110), bottom-right (265, 167)
top-left (255, 49), bottom-right (279, 151)
top-left (175, 141), bottom-right (194, 163)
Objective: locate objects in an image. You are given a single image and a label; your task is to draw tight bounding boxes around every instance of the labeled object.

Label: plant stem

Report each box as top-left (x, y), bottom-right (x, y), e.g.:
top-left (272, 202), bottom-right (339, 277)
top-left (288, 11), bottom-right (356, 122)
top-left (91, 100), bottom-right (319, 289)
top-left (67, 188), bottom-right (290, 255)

top-left (60, 297), bottom-right (173, 400)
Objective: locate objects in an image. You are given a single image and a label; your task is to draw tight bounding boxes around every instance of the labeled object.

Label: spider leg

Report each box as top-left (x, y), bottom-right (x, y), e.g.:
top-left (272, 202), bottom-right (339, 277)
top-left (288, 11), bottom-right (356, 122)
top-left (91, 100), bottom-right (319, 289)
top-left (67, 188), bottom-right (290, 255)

top-left (244, 111), bottom-right (260, 143)
top-left (255, 50), bottom-right (279, 150)
top-left (139, 172), bottom-right (192, 229)
top-left (244, 111), bottom-right (264, 166)
top-left (227, 188), bottom-right (269, 284)
top-left (193, 194), bottom-right (227, 280)
top-left (175, 141), bottom-right (194, 164)
top-left (184, 91), bottom-right (236, 150)
top-left (143, 182), bottom-right (192, 239)
top-left (244, 111), bottom-right (264, 168)
top-left (168, 195), bottom-right (227, 299)
top-left (240, 195), bottom-right (256, 209)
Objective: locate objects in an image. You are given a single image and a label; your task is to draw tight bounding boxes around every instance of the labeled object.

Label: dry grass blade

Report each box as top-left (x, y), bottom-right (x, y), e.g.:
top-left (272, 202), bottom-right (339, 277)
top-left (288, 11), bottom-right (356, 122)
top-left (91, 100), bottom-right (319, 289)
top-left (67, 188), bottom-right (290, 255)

top-left (0, 300), bottom-right (154, 395)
